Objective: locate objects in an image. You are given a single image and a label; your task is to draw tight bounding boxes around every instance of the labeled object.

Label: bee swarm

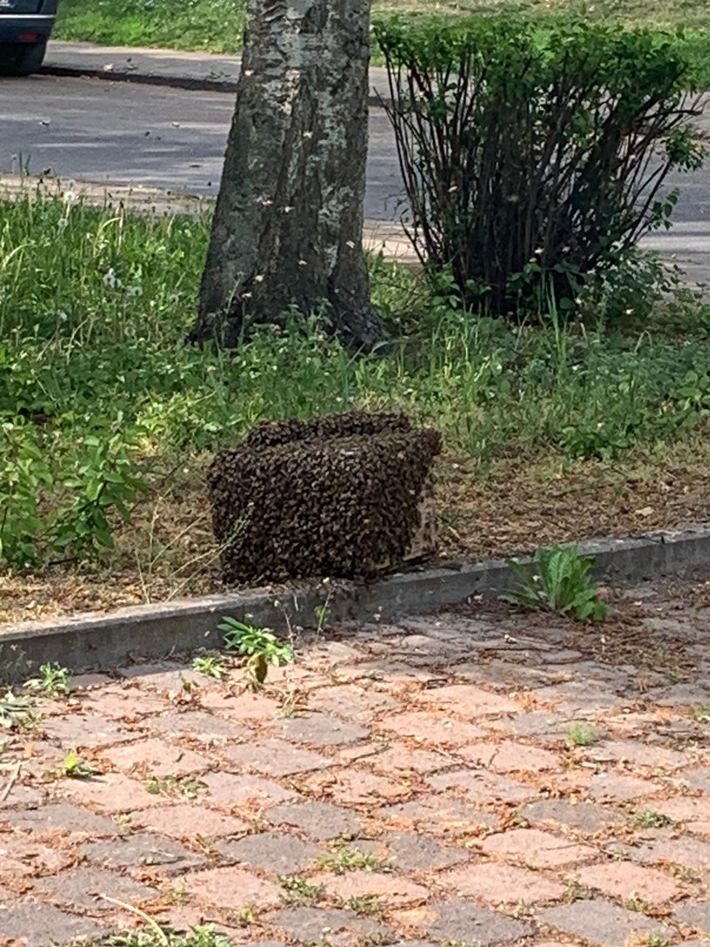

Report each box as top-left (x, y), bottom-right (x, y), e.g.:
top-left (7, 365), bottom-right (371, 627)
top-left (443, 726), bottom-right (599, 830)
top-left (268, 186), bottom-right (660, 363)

top-left (208, 411), bottom-right (442, 584)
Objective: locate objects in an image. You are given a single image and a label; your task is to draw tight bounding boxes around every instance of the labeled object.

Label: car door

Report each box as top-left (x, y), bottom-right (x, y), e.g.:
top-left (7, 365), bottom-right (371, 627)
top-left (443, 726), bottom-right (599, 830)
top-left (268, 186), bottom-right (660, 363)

top-left (0, 1), bottom-right (45, 11)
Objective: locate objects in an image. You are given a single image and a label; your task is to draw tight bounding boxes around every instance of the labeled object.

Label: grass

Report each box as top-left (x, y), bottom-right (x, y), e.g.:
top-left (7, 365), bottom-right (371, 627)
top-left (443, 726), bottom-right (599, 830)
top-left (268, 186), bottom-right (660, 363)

top-left (2, 185), bottom-right (710, 623)
top-left (53, 0), bottom-right (710, 87)
top-left (566, 723), bottom-right (598, 747)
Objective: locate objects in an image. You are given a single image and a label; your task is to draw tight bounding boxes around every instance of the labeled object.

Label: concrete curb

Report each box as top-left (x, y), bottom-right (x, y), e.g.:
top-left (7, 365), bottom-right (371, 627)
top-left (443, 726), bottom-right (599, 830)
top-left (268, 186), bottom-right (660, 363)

top-left (39, 63), bottom-right (389, 108)
top-left (2, 523), bottom-right (710, 682)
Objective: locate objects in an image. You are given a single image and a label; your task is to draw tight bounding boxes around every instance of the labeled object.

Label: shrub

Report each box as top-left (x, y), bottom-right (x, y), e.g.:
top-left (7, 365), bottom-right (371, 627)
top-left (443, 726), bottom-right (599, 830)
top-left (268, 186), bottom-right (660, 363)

top-left (375, 15), bottom-right (705, 320)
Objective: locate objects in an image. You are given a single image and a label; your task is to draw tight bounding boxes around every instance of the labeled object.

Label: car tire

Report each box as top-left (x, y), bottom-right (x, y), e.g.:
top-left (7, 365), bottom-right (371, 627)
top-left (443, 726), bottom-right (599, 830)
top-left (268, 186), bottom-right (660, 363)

top-left (0, 39), bottom-right (47, 77)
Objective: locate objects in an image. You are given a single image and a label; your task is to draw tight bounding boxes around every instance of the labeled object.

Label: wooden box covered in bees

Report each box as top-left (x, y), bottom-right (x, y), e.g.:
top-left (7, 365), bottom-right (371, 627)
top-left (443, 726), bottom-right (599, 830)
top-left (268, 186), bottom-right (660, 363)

top-left (207, 411), bottom-right (442, 585)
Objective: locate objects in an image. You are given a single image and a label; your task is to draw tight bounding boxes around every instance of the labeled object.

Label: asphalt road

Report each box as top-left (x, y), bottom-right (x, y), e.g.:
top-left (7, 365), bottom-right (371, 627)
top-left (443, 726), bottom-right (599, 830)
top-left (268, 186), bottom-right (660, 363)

top-left (0, 73), bottom-right (403, 220)
top-left (1, 73), bottom-right (708, 280)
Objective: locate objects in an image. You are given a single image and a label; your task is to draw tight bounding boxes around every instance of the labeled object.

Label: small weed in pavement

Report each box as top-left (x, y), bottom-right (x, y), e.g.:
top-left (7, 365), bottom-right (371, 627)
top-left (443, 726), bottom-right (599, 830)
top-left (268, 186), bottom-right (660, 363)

top-left (192, 654), bottom-right (226, 680)
top-left (107, 923), bottom-right (233, 947)
top-left (56, 750), bottom-right (98, 779)
top-left (280, 874), bottom-right (324, 904)
top-left (503, 545), bottom-right (610, 621)
top-left (631, 809), bottom-right (675, 829)
top-left (693, 705), bottom-right (709, 724)
top-left (566, 722), bottom-right (598, 747)
top-left (24, 662), bottom-right (71, 697)
top-left (145, 775), bottom-right (206, 800)
top-left (221, 617), bottom-right (294, 690)
top-left (0, 691), bottom-right (40, 730)
top-left (343, 895), bottom-right (386, 918)
top-left (320, 843), bottom-right (388, 874)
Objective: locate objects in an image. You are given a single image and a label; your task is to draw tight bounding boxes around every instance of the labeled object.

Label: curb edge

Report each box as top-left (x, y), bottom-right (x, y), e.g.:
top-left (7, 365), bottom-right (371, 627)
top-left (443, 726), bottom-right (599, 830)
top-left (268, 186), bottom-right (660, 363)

top-left (1, 523), bottom-right (709, 681)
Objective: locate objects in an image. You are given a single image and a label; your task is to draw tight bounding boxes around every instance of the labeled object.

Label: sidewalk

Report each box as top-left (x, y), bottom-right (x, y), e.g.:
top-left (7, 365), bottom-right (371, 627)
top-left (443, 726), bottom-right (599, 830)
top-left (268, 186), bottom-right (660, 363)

top-left (43, 40), bottom-right (391, 103)
top-left (0, 573), bottom-right (708, 946)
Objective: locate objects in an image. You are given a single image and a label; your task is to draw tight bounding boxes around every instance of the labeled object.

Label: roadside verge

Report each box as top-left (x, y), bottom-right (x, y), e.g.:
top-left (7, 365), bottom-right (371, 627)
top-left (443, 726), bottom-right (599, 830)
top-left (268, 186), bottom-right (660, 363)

top-left (2, 523), bottom-right (709, 681)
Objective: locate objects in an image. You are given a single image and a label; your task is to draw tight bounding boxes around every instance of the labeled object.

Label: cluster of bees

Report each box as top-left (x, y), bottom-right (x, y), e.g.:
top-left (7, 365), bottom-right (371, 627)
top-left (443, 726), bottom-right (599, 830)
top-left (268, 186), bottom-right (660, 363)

top-left (208, 411), bottom-right (442, 584)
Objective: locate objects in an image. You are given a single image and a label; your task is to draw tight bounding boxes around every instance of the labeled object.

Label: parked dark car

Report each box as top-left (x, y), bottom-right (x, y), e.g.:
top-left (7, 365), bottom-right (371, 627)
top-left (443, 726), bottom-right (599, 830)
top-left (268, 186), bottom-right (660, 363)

top-left (0, 0), bottom-right (58, 76)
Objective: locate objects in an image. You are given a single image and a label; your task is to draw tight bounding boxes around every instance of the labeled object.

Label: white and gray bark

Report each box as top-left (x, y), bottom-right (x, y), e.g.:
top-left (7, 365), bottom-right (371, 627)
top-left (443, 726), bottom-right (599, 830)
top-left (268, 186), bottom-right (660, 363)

top-left (190, 0), bottom-right (384, 350)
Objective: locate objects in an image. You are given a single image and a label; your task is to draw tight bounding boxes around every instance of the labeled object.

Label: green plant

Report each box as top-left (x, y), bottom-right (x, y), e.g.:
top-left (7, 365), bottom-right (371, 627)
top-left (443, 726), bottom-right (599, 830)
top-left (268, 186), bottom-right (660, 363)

top-left (220, 617), bottom-right (294, 689)
top-left (631, 809), bottom-right (674, 829)
top-left (376, 14), bottom-right (704, 321)
top-left (55, 749), bottom-right (98, 779)
top-left (693, 705), bottom-right (710, 724)
top-left (191, 654), bottom-right (226, 680)
top-left (343, 895), bottom-right (385, 918)
top-left (503, 545), bottom-right (610, 621)
top-left (24, 662), bottom-right (71, 697)
top-left (106, 922), bottom-right (233, 947)
top-left (145, 775), bottom-right (206, 800)
top-left (280, 875), bottom-right (324, 904)
top-left (319, 844), bottom-right (388, 874)
top-left (566, 722), bottom-right (598, 747)
top-left (49, 430), bottom-right (147, 558)
top-left (0, 691), bottom-right (39, 730)
top-left (0, 421), bottom-right (54, 566)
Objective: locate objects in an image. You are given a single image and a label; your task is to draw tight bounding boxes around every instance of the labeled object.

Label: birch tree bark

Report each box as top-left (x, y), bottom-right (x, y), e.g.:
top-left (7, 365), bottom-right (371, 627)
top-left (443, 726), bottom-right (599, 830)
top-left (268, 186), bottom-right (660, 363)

top-left (189, 0), bottom-right (384, 350)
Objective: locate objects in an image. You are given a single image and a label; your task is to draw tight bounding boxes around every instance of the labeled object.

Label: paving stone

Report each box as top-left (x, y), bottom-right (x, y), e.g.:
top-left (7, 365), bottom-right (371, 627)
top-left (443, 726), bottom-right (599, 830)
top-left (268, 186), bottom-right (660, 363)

top-left (201, 690), bottom-right (281, 722)
top-left (540, 899), bottom-right (671, 946)
top-left (379, 711), bottom-right (488, 746)
top-left (653, 683), bottom-right (710, 707)
top-left (654, 796), bottom-right (710, 829)
top-left (458, 741), bottom-right (561, 773)
top-left (35, 864), bottom-right (157, 912)
top-left (0, 834), bottom-right (70, 879)
top-left (387, 942), bottom-right (438, 947)
top-left (314, 870), bottom-right (428, 906)
top-left (0, 902), bottom-right (104, 947)
top-left (380, 797), bottom-right (497, 837)
top-left (626, 836), bottom-right (710, 872)
top-left (40, 712), bottom-right (136, 748)
top-left (676, 901), bottom-right (710, 934)
top-left (82, 832), bottom-right (203, 872)
top-left (267, 905), bottom-right (392, 947)
top-left (0, 781), bottom-right (43, 809)
top-left (385, 831), bottom-right (468, 871)
top-left (367, 744), bottom-right (448, 775)
top-left (414, 684), bottom-right (520, 717)
top-left (144, 710), bottom-right (251, 742)
top-left (71, 672), bottom-right (115, 690)
top-left (487, 711), bottom-right (568, 742)
top-left (222, 738), bottom-right (331, 776)
top-left (273, 713), bottom-right (370, 746)
top-left (215, 832), bottom-right (322, 875)
top-left (0, 802), bottom-right (118, 836)
top-left (586, 773), bottom-right (661, 802)
top-left (439, 862), bottom-right (564, 904)
top-left (202, 771), bottom-right (298, 807)
top-left (586, 740), bottom-right (686, 770)
top-left (479, 828), bottom-right (597, 868)
top-left (100, 737), bottom-right (211, 777)
top-left (684, 769), bottom-right (710, 793)
top-left (321, 768), bottom-right (409, 805)
top-left (132, 803), bottom-right (250, 839)
top-left (80, 685), bottom-right (168, 719)
top-left (520, 799), bottom-right (623, 833)
top-left (183, 865), bottom-right (282, 910)
top-left (576, 861), bottom-right (681, 904)
top-left (265, 800), bottom-right (361, 841)
top-left (427, 768), bottom-right (535, 804)
top-left (425, 899), bottom-right (532, 945)
top-left (57, 772), bottom-right (162, 812)
top-left (306, 684), bottom-right (399, 719)
top-left (119, 662), bottom-right (204, 689)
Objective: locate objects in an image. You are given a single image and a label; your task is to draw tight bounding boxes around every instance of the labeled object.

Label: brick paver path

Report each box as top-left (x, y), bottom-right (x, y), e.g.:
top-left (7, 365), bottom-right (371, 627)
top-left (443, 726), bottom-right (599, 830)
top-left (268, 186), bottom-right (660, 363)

top-left (0, 578), bottom-right (708, 947)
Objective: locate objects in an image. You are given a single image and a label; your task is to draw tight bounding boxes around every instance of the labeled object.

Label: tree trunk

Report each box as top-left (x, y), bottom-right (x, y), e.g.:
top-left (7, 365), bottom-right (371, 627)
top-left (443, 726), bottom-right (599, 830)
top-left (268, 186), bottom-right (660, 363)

top-left (189, 0), bottom-right (384, 351)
